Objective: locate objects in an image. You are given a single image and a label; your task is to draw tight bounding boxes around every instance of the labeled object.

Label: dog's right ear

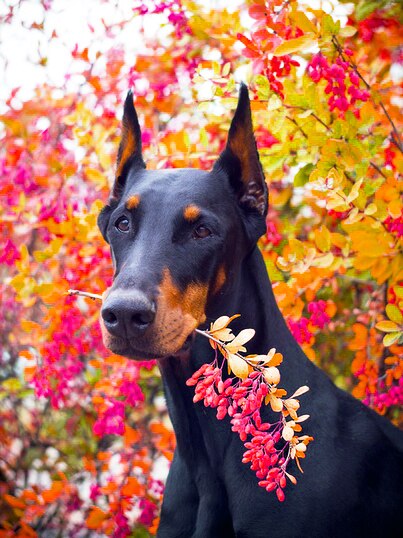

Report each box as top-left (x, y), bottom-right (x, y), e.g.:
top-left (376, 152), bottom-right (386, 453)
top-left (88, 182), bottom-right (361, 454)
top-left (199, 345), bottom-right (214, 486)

top-left (111, 90), bottom-right (145, 201)
top-left (98, 91), bottom-right (145, 242)
top-left (97, 204), bottom-right (112, 242)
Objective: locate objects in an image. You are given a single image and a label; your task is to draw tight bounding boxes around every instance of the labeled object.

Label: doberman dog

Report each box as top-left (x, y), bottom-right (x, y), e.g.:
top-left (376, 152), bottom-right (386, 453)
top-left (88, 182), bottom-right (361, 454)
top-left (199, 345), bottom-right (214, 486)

top-left (98, 84), bottom-right (403, 538)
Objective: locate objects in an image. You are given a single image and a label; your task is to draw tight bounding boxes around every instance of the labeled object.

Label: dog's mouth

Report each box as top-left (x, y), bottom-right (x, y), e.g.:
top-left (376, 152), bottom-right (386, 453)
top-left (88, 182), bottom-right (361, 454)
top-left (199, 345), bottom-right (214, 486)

top-left (104, 331), bottom-right (195, 361)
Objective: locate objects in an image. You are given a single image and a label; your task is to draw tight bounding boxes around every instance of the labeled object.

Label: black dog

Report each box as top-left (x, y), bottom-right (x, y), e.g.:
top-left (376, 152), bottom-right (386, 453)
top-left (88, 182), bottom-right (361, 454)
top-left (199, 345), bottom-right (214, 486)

top-left (98, 84), bottom-right (403, 538)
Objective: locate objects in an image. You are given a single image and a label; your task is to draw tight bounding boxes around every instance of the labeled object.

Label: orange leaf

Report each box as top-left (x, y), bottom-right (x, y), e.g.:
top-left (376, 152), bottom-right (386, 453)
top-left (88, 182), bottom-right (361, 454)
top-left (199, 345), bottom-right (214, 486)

top-left (124, 425), bottom-right (141, 447)
top-left (4, 494), bottom-right (25, 509)
top-left (121, 477), bottom-right (144, 497)
top-left (86, 507), bottom-right (109, 529)
top-left (19, 349), bottom-right (34, 359)
top-left (42, 482), bottom-right (63, 503)
top-left (24, 366), bottom-right (37, 381)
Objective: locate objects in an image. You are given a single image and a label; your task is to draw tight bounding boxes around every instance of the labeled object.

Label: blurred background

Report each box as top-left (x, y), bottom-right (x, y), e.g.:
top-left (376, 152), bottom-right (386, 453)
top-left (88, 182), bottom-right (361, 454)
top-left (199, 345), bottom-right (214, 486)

top-left (0, 0), bottom-right (402, 536)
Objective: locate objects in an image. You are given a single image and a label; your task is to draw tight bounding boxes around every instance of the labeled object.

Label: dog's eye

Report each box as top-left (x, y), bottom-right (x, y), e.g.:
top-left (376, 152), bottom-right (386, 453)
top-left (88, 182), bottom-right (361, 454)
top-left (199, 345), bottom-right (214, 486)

top-left (192, 224), bottom-right (212, 239)
top-left (115, 216), bottom-right (130, 233)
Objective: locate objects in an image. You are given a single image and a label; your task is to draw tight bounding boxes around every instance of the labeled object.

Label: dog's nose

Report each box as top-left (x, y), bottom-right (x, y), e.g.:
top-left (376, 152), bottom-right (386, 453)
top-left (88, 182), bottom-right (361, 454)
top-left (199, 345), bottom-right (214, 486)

top-left (101, 290), bottom-right (156, 338)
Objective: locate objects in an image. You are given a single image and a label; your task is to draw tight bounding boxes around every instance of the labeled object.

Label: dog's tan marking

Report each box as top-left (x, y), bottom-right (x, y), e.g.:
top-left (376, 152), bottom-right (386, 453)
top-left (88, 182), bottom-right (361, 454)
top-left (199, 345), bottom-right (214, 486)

top-left (160, 268), bottom-right (207, 325)
top-left (229, 130), bottom-right (252, 189)
top-left (140, 268), bottom-right (208, 354)
top-left (116, 124), bottom-right (136, 180)
top-left (183, 204), bottom-right (201, 222)
top-left (212, 264), bottom-right (226, 295)
top-left (103, 268), bottom-right (209, 358)
top-left (126, 194), bottom-right (140, 210)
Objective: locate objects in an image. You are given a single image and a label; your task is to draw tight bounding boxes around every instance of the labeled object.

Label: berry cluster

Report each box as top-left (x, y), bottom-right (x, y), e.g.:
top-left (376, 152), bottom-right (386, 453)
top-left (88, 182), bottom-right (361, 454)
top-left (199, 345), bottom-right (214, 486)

top-left (307, 54), bottom-right (370, 117)
top-left (364, 378), bottom-right (403, 413)
top-left (384, 215), bottom-right (403, 238)
top-left (266, 55), bottom-right (300, 99)
top-left (288, 317), bottom-right (312, 345)
top-left (289, 300), bottom-right (334, 344)
top-left (187, 316), bottom-right (312, 501)
top-left (307, 300), bottom-right (331, 330)
top-left (266, 220), bottom-right (282, 246)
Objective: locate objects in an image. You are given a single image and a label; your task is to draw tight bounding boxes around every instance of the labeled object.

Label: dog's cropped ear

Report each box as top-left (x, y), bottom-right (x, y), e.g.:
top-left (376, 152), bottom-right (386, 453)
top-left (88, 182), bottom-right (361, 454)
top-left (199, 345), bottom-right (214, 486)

top-left (111, 90), bottom-right (145, 201)
top-left (214, 83), bottom-right (267, 218)
top-left (97, 204), bottom-right (112, 242)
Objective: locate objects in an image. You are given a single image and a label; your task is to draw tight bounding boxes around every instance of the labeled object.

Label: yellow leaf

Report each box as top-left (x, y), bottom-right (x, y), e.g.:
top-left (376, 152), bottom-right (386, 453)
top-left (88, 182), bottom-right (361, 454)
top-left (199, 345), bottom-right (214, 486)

top-left (270, 395), bottom-right (283, 412)
top-left (339, 25), bottom-right (357, 37)
top-left (273, 35), bottom-right (317, 56)
top-left (364, 203), bottom-right (377, 216)
top-left (211, 315), bottom-right (232, 331)
top-left (344, 207), bottom-right (362, 225)
top-left (222, 62), bottom-right (231, 76)
top-left (228, 353), bottom-right (249, 379)
top-left (386, 304), bottom-right (403, 324)
top-left (388, 198), bottom-right (402, 218)
top-left (376, 320), bottom-right (399, 332)
top-left (284, 398), bottom-right (300, 411)
top-left (226, 328), bottom-right (255, 354)
top-left (85, 167), bottom-right (108, 188)
top-left (282, 426), bottom-right (294, 441)
top-left (330, 233), bottom-right (347, 249)
top-left (346, 179), bottom-right (363, 204)
top-left (314, 226), bottom-right (331, 252)
top-left (263, 367), bottom-right (281, 385)
top-left (383, 332), bottom-right (402, 346)
top-left (290, 386), bottom-right (310, 398)
top-left (292, 11), bottom-right (317, 34)
top-left (311, 252), bottom-right (334, 268)
top-left (288, 237), bottom-right (305, 258)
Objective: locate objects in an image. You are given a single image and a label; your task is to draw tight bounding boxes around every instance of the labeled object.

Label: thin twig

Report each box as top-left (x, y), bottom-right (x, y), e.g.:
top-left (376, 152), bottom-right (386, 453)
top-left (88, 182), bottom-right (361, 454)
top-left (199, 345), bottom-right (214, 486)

top-left (286, 116), bottom-right (308, 138)
top-left (369, 161), bottom-right (387, 179)
top-left (195, 329), bottom-right (267, 372)
top-left (67, 289), bottom-right (103, 301)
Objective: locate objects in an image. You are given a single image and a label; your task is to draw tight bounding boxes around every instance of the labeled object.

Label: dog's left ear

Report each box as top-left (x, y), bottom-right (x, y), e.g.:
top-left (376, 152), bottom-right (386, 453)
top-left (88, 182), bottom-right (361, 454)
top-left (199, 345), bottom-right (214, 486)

top-left (111, 90), bottom-right (145, 201)
top-left (214, 83), bottom-right (268, 218)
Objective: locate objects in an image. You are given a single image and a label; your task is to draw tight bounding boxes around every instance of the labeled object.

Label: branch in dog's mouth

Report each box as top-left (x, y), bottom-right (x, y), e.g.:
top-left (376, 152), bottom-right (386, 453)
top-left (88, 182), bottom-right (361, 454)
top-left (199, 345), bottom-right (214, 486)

top-left (67, 289), bottom-right (103, 301)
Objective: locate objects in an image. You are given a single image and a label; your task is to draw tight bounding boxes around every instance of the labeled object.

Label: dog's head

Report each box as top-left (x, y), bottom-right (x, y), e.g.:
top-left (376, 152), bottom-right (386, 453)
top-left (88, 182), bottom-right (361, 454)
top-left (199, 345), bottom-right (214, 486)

top-left (98, 84), bottom-right (267, 360)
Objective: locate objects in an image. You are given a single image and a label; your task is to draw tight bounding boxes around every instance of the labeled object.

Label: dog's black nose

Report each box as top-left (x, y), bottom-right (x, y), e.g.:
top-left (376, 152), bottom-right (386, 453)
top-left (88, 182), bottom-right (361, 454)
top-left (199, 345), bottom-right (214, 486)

top-left (101, 290), bottom-right (156, 338)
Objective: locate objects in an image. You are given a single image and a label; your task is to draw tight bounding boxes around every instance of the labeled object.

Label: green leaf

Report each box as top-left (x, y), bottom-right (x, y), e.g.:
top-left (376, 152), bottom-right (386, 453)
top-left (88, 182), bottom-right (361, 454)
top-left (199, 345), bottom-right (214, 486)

top-left (363, 178), bottom-right (384, 196)
top-left (273, 35), bottom-right (317, 56)
top-left (355, 0), bottom-right (387, 21)
top-left (322, 14), bottom-right (338, 36)
top-left (294, 163), bottom-right (314, 187)
top-left (261, 154), bottom-right (285, 173)
top-left (255, 74), bottom-right (271, 100)
top-left (265, 258), bottom-right (284, 282)
top-left (2, 378), bottom-right (22, 392)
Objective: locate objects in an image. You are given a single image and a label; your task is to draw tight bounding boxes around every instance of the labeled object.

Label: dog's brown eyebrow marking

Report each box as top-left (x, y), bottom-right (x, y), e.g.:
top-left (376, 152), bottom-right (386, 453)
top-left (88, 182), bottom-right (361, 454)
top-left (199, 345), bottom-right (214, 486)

top-left (183, 204), bottom-right (201, 221)
top-left (126, 194), bottom-right (140, 210)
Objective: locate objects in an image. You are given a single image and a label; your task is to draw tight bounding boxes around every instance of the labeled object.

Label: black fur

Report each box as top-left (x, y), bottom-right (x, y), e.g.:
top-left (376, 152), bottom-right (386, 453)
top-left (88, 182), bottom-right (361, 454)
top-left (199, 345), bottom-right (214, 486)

top-left (98, 85), bottom-right (403, 538)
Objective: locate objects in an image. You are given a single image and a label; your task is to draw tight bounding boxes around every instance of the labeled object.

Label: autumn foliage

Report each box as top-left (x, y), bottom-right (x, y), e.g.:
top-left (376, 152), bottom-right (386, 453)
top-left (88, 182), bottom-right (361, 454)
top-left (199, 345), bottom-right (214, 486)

top-left (0, 0), bottom-right (402, 536)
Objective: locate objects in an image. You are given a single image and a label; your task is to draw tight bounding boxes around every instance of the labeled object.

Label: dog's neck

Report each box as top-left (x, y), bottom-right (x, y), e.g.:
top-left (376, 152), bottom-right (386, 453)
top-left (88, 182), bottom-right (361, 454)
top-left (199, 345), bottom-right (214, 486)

top-left (158, 246), bottom-right (316, 465)
top-left (216, 246), bottom-right (315, 386)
